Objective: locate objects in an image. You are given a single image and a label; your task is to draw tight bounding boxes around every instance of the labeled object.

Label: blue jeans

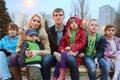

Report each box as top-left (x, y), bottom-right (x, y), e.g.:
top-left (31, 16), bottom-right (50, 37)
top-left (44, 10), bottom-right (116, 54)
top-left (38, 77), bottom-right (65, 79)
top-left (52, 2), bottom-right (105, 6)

top-left (83, 56), bottom-right (110, 80)
top-left (0, 51), bottom-right (12, 79)
top-left (41, 54), bottom-right (79, 80)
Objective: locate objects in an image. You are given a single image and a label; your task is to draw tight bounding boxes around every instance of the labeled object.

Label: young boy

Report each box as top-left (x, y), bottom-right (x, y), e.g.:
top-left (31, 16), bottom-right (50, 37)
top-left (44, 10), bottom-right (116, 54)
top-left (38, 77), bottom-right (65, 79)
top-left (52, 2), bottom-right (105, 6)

top-left (18, 28), bottom-right (43, 80)
top-left (82, 19), bottom-right (110, 80)
top-left (0, 23), bottom-right (18, 80)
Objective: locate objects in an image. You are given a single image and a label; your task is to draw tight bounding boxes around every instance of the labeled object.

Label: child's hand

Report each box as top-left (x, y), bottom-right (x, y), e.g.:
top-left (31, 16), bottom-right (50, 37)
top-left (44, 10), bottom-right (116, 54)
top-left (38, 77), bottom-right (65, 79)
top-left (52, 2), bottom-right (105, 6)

top-left (79, 53), bottom-right (84, 57)
top-left (113, 54), bottom-right (119, 58)
top-left (65, 46), bottom-right (71, 51)
top-left (94, 58), bottom-right (99, 68)
top-left (67, 51), bottom-right (78, 56)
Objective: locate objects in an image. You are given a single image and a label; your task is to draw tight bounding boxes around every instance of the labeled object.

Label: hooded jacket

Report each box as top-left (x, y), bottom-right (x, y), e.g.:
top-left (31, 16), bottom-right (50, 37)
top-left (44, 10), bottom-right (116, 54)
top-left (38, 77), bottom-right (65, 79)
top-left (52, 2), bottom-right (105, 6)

top-left (58, 16), bottom-right (86, 52)
top-left (104, 36), bottom-right (120, 69)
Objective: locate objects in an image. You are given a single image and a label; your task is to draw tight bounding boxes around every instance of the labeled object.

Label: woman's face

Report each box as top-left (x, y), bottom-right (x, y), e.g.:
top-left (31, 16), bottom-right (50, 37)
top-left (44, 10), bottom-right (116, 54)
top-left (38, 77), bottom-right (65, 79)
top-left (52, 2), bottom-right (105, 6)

top-left (105, 27), bottom-right (115, 38)
top-left (30, 16), bottom-right (41, 29)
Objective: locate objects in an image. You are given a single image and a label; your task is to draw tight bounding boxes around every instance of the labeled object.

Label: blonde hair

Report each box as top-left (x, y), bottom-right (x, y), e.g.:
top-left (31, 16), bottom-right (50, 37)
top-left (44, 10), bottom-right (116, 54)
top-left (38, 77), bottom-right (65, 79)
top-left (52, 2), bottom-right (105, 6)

top-left (27, 13), bottom-right (48, 39)
top-left (88, 19), bottom-right (98, 26)
top-left (16, 13), bottom-right (50, 53)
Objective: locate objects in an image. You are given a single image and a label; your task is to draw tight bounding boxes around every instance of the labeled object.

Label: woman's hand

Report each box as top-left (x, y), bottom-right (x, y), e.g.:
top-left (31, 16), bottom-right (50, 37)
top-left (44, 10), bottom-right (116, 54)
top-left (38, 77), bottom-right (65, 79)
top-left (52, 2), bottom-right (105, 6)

top-left (30, 50), bottom-right (43, 57)
top-left (26, 52), bottom-right (33, 58)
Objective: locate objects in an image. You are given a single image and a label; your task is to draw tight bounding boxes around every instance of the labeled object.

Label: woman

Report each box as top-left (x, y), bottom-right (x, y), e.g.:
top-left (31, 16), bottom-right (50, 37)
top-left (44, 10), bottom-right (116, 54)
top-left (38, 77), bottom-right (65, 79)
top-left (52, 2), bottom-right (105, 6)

top-left (10, 13), bottom-right (51, 80)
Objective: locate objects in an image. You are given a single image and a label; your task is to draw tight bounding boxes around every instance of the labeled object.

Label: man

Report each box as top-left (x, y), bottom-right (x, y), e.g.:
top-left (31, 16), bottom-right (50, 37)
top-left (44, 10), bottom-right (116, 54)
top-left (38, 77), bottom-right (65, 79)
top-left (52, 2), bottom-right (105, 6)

top-left (42, 8), bottom-right (79, 80)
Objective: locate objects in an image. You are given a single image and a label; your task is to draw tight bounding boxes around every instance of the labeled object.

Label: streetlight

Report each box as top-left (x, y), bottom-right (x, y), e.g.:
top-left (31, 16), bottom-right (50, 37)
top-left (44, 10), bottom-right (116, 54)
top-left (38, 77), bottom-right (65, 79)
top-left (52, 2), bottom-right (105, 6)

top-left (24, 0), bottom-right (34, 8)
top-left (82, 19), bottom-right (88, 31)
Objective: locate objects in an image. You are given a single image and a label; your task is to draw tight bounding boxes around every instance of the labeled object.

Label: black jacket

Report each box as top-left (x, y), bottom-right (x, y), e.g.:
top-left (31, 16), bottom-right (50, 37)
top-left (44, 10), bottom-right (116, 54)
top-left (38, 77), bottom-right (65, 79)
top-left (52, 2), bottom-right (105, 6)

top-left (18, 41), bottom-right (44, 67)
top-left (47, 25), bottom-right (66, 54)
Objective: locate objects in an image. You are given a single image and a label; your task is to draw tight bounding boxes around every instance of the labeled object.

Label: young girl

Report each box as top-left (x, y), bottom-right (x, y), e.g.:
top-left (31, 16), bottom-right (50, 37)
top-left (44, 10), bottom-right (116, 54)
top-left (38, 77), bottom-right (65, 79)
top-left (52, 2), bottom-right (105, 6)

top-left (104, 25), bottom-right (120, 80)
top-left (0, 23), bottom-right (18, 80)
top-left (82, 19), bottom-right (110, 80)
top-left (53, 16), bottom-right (86, 80)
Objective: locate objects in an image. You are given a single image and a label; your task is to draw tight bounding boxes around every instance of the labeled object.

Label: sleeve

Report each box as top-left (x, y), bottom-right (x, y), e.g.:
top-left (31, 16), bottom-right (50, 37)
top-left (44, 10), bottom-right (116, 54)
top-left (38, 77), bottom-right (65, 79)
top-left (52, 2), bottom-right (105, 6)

top-left (58, 33), bottom-right (67, 52)
top-left (0, 41), bottom-right (2, 49)
top-left (96, 36), bottom-right (107, 59)
top-left (18, 42), bottom-right (28, 68)
top-left (104, 44), bottom-right (115, 58)
top-left (40, 34), bottom-right (51, 55)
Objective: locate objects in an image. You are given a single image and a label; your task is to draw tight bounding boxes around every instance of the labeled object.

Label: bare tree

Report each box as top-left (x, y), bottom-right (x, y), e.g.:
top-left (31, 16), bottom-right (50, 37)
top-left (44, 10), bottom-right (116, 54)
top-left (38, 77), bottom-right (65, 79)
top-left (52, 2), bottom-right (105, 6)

top-left (115, 3), bottom-right (120, 38)
top-left (71, 0), bottom-right (89, 20)
top-left (41, 12), bottom-right (53, 30)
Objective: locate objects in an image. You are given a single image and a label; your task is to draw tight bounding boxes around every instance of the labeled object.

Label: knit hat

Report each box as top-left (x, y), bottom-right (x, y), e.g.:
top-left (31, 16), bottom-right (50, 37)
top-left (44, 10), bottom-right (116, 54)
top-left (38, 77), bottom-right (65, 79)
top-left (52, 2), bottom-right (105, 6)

top-left (25, 28), bottom-right (37, 36)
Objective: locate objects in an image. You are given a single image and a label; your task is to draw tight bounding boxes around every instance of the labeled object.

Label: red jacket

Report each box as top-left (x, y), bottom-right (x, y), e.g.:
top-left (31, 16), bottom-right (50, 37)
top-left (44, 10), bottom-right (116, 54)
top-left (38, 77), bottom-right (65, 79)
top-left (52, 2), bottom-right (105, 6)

top-left (58, 16), bottom-right (86, 66)
top-left (59, 16), bottom-right (86, 52)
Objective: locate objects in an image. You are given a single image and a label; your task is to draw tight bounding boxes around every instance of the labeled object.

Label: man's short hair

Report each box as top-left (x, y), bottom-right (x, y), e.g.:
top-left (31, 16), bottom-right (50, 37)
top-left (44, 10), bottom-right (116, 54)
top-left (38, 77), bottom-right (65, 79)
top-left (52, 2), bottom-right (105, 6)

top-left (52, 8), bottom-right (64, 16)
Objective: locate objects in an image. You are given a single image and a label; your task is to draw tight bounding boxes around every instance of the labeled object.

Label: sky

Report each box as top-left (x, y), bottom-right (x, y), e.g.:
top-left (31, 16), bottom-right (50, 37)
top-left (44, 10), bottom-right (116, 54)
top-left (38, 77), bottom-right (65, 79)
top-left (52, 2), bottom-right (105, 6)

top-left (5, 0), bottom-right (120, 20)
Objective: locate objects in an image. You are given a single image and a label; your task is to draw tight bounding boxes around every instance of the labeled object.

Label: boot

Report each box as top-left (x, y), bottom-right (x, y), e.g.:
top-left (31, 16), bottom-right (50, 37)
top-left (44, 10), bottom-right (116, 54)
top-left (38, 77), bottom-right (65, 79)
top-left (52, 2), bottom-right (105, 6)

top-left (52, 77), bottom-right (57, 80)
top-left (10, 67), bottom-right (22, 80)
top-left (57, 68), bottom-right (66, 80)
top-left (53, 52), bottom-right (61, 62)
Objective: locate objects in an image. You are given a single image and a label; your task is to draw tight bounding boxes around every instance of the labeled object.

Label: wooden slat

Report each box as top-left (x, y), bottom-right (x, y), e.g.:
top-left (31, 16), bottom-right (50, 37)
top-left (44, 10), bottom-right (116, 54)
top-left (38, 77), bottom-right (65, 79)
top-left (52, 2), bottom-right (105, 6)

top-left (51, 65), bottom-right (113, 73)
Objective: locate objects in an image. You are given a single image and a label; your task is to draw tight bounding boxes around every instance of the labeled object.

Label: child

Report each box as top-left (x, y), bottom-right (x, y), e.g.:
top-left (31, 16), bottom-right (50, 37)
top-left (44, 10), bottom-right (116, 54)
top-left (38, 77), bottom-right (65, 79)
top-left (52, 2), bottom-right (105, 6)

top-left (82, 19), bottom-right (110, 80)
top-left (0, 23), bottom-right (18, 80)
top-left (53, 16), bottom-right (86, 80)
top-left (104, 25), bottom-right (120, 80)
top-left (18, 28), bottom-right (43, 80)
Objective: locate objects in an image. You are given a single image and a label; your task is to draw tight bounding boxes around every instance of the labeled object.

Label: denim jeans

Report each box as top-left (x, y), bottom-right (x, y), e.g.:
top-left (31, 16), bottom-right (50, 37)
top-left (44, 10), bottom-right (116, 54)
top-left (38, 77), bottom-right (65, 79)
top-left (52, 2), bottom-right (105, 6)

top-left (0, 51), bottom-right (12, 79)
top-left (41, 54), bottom-right (56, 80)
top-left (41, 54), bottom-right (79, 80)
top-left (83, 56), bottom-right (110, 80)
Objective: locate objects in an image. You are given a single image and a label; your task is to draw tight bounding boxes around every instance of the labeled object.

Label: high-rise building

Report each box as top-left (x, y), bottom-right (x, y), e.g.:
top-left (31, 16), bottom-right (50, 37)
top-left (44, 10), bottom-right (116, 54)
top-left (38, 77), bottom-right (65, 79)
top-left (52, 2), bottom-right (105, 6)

top-left (99, 5), bottom-right (116, 33)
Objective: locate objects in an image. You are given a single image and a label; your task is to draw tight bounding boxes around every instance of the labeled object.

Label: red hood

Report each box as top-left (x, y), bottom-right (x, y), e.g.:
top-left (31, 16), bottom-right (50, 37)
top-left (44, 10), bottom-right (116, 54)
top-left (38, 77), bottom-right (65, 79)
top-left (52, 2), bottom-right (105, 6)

top-left (65, 16), bottom-right (82, 31)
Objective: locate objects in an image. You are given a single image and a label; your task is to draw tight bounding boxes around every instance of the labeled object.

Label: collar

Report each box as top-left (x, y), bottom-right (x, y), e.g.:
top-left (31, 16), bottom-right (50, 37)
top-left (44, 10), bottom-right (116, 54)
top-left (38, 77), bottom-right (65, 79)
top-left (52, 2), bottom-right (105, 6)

top-left (55, 26), bottom-right (64, 32)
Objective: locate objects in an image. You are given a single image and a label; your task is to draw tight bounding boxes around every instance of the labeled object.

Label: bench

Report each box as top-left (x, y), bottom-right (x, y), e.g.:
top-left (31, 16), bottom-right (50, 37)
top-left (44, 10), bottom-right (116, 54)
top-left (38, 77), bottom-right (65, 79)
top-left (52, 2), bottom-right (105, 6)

top-left (21, 65), bottom-right (113, 79)
top-left (52, 65), bottom-right (114, 79)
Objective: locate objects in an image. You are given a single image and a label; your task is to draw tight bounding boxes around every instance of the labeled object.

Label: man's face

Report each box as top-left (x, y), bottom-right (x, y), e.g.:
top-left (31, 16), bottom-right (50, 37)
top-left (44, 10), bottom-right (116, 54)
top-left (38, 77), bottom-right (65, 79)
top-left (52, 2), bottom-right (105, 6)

top-left (52, 11), bottom-right (65, 25)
